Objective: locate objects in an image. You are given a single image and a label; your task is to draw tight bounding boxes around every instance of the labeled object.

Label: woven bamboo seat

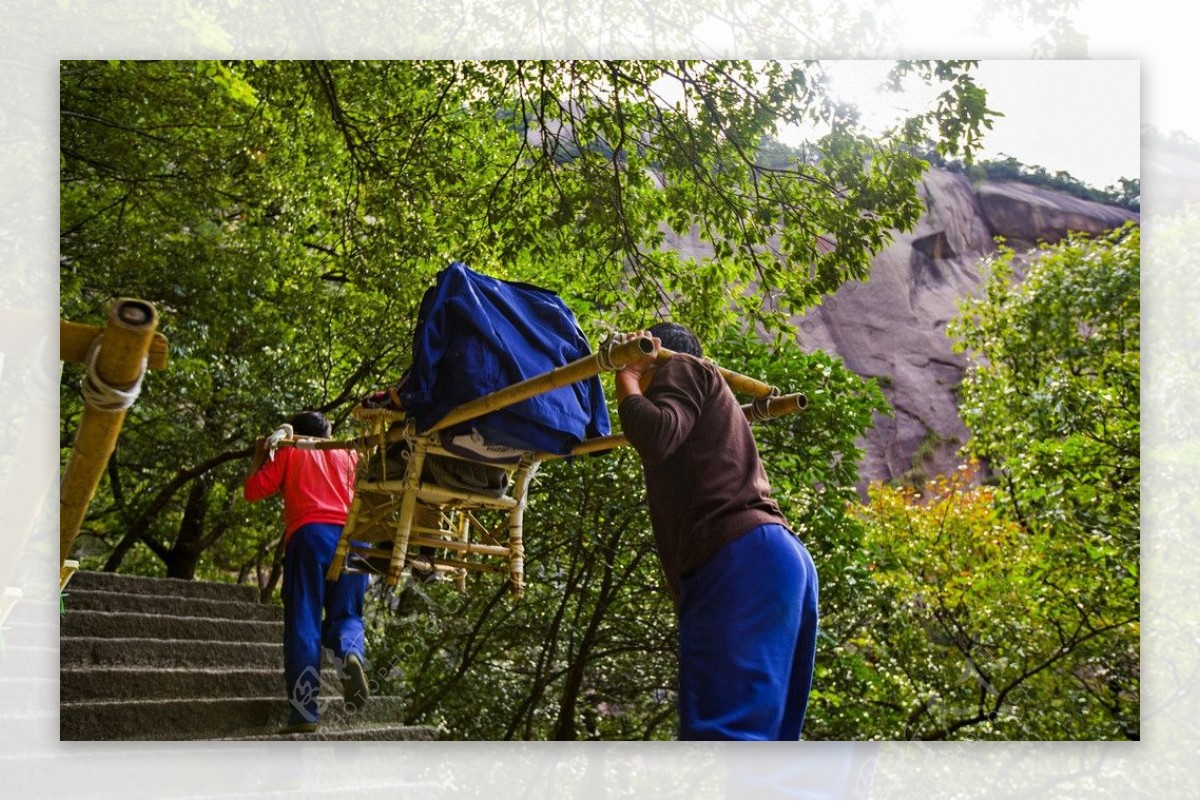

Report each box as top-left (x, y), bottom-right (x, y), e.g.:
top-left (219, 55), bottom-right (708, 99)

top-left (328, 415), bottom-right (537, 596)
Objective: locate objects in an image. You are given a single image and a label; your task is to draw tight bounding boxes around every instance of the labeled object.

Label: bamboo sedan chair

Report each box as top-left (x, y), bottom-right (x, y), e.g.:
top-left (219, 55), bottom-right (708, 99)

top-left (321, 333), bottom-right (658, 599)
top-left (279, 336), bottom-right (808, 599)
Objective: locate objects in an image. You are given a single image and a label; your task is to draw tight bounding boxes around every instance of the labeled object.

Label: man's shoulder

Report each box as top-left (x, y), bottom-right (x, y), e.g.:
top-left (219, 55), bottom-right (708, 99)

top-left (661, 352), bottom-right (721, 387)
top-left (284, 444), bottom-right (356, 468)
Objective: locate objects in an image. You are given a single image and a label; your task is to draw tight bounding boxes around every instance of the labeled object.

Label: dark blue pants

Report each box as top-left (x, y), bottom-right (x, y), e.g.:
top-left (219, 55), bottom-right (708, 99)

top-left (281, 522), bottom-right (368, 723)
top-left (677, 523), bottom-right (819, 740)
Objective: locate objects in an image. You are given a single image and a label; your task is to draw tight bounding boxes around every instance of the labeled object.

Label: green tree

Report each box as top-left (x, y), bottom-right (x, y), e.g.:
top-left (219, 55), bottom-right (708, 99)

top-left (940, 223), bottom-right (1141, 738)
top-left (950, 224), bottom-right (1139, 561)
top-left (843, 466), bottom-right (1137, 740)
top-left (60, 58), bottom-right (993, 580)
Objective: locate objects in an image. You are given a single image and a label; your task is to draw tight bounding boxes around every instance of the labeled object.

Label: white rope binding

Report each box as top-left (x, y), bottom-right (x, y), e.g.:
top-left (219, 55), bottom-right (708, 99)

top-left (80, 337), bottom-right (147, 412)
top-left (265, 423), bottom-right (294, 462)
top-left (596, 337), bottom-right (618, 372)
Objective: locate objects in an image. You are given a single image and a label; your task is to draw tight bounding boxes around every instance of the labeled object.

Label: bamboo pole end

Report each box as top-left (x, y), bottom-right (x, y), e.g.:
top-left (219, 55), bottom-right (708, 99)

top-left (109, 298), bottom-right (158, 331)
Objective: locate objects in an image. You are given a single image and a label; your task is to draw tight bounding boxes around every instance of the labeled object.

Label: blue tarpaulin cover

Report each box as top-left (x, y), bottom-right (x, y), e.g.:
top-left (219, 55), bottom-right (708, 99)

top-left (400, 262), bottom-right (611, 455)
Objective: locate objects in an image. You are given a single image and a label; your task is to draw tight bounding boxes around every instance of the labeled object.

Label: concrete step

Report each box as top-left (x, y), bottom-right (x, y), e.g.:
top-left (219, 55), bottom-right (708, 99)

top-left (61, 609), bottom-right (282, 643)
top-left (67, 571), bottom-right (260, 604)
top-left (62, 588), bottom-right (282, 622)
top-left (61, 636), bottom-right (282, 669)
top-left (61, 695), bottom-right (415, 741)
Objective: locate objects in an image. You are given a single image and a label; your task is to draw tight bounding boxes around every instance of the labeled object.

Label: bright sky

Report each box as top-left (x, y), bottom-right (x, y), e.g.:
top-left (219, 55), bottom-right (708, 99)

top-left (809, 60), bottom-right (1141, 190)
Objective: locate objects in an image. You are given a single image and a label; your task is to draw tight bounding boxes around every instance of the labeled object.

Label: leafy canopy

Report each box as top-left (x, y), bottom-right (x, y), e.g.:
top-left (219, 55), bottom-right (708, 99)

top-left (60, 58), bottom-right (993, 577)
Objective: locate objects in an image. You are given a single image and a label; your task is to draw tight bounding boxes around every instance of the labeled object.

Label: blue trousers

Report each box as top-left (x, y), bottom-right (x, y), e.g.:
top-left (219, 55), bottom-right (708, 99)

top-left (677, 523), bottom-right (819, 740)
top-left (281, 522), bottom-right (368, 723)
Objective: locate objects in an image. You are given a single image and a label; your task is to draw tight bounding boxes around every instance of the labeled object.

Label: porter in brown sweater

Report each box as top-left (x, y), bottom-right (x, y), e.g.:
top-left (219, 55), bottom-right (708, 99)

top-left (618, 352), bottom-right (788, 604)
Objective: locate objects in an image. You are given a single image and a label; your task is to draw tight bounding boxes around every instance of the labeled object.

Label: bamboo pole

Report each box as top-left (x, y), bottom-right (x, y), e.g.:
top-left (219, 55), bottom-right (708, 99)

top-left (655, 347), bottom-right (777, 399)
top-left (326, 494), bottom-right (362, 581)
top-left (60, 560), bottom-right (80, 590)
top-left (743, 391), bottom-right (809, 421)
top-left (423, 334), bottom-right (658, 435)
top-left (356, 478), bottom-right (521, 510)
top-left (406, 534), bottom-right (511, 558)
top-left (274, 420), bottom-right (410, 453)
top-left (452, 511), bottom-right (469, 592)
top-left (506, 457), bottom-right (537, 598)
top-left (386, 438), bottom-right (428, 586)
top-left (428, 555), bottom-right (508, 576)
top-left (61, 321), bottom-right (169, 370)
top-left (296, 339), bottom-right (776, 455)
top-left (541, 433), bottom-right (628, 459)
top-left (60, 299), bottom-right (160, 569)
top-left (533, 392), bottom-right (809, 461)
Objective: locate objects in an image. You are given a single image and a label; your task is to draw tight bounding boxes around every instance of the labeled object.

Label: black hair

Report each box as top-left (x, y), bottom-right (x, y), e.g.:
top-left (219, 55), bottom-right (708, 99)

top-left (289, 410), bottom-right (331, 438)
top-left (649, 322), bottom-right (703, 358)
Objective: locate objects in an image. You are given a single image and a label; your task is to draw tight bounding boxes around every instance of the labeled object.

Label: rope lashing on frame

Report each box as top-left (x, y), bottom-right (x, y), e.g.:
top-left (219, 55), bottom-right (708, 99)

top-left (596, 336), bottom-right (621, 372)
top-left (747, 396), bottom-right (774, 423)
top-left (80, 336), bottom-right (148, 412)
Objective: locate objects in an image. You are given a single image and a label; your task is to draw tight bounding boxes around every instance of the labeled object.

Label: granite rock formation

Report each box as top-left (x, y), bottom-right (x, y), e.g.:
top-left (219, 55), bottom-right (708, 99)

top-left (659, 166), bottom-right (1141, 488)
top-left (787, 168), bottom-right (1138, 486)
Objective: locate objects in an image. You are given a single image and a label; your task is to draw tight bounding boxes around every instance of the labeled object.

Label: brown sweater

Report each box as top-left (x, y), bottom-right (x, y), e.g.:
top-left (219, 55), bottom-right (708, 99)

top-left (618, 353), bottom-right (787, 603)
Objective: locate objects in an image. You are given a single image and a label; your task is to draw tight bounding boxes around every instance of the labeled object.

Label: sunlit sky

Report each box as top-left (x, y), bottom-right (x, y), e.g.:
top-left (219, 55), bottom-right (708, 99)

top-left (810, 60), bottom-right (1141, 190)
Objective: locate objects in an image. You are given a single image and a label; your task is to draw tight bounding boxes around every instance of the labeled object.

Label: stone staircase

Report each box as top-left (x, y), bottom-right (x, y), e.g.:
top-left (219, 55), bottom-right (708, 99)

top-left (59, 570), bottom-right (436, 741)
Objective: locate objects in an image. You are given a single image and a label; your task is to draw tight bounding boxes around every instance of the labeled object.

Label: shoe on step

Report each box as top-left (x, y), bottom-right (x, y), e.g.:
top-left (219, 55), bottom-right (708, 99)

top-left (342, 653), bottom-right (370, 711)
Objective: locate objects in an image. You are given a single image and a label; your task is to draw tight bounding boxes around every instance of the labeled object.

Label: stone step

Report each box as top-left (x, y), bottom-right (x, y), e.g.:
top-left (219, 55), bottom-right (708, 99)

top-left (61, 695), bottom-right (414, 741)
top-left (61, 636), bottom-right (282, 669)
top-left (60, 664), bottom-right (356, 703)
top-left (67, 571), bottom-right (260, 604)
top-left (59, 666), bottom-right (321, 703)
top-left (60, 609), bottom-right (282, 643)
top-left (62, 588), bottom-right (282, 622)
top-left (233, 724), bottom-right (438, 742)
top-left (52, 569), bottom-right (432, 742)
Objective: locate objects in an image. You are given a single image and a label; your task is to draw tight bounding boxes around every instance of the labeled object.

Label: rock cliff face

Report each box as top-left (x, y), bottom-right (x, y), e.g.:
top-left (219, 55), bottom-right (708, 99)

top-left (668, 167), bottom-right (1140, 488)
top-left (791, 169), bottom-right (1138, 486)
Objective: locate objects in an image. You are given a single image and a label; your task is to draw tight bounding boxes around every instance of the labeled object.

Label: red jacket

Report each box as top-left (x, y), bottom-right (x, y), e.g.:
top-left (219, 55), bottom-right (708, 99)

top-left (244, 446), bottom-right (358, 542)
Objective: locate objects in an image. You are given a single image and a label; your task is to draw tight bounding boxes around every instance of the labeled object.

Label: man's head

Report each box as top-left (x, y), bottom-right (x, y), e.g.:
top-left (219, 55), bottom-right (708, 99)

top-left (289, 410), bottom-right (331, 438)
top-left (649, 322), bottom-right (703, 358)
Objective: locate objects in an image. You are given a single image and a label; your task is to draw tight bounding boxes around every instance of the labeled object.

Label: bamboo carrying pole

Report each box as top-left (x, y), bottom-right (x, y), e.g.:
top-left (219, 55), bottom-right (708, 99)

top-left (60, 321), bottom-right (169, 370)
top-left (321, 336), bottom-right (777, 450)
top-left (743, 391), bottom-right (809, 422)
top-left (423, 334), bottom-right (659, 435)
top-left (533, 392), bottom-right (809, 461)
top-left (654, 347), bottom-right (778, 399)
top-left (59, 299), bottom-right (161, 569)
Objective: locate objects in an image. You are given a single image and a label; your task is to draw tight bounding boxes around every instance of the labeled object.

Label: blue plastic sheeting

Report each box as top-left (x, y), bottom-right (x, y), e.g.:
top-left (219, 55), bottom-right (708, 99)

top-left (400, 262), bottom-right (611, 455)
